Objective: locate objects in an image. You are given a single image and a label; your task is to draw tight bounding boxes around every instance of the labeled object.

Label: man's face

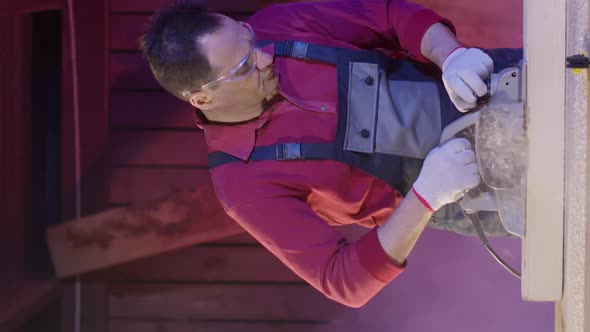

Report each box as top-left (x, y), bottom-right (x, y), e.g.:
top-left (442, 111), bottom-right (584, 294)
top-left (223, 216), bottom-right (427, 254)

top-left (193, 16), bottom-right (279, 122)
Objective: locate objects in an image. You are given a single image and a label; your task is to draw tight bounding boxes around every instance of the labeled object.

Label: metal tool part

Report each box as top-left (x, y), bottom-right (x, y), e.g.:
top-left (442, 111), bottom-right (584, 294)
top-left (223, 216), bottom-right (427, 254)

top-left (440, 65), bottom-right (527, 238)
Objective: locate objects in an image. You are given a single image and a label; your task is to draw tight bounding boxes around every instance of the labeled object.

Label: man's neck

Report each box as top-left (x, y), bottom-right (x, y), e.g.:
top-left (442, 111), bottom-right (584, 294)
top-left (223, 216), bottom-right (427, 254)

top-left (203, 94), bottom-right (284, 124)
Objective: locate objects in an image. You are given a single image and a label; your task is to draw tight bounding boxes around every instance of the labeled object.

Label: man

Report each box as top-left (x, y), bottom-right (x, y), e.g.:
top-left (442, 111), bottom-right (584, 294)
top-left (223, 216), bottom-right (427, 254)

top-left (139, 0), bottom-right (521, 307)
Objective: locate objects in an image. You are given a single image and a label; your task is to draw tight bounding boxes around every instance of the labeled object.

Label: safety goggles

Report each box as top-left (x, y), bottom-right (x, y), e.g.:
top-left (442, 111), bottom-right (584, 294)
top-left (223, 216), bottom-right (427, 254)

top-left (189, 21), bottom-right (257, 94)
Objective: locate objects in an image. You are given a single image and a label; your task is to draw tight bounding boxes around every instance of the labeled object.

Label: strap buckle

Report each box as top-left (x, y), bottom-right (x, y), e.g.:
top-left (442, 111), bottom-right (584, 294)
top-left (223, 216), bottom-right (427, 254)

top-left (287, 41), bottom-right (310, 59)
top-left (276, 143), bottom-right (302, 160)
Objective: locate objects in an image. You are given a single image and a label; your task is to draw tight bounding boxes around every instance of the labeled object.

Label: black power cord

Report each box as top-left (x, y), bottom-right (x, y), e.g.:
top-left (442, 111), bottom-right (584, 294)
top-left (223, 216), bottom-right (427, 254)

top-left (462, 210), bottom-right (522, 279)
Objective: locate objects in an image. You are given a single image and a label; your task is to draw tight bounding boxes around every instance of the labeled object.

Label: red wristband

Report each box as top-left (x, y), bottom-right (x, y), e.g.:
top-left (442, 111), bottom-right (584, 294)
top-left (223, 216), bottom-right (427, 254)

top-left (412, 187), bottom-right (434, 212)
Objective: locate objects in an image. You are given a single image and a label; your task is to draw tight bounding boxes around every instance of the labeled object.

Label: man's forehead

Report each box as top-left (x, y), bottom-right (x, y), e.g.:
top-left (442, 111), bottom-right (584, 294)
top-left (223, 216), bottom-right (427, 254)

top-left (199, 17), bottom-right (248, 70)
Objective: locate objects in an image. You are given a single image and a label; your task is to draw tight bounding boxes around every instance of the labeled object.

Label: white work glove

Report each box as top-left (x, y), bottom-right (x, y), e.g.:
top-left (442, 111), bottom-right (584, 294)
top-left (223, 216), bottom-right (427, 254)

top-left (442, 47), bottom-right (494, 112)
top-left (412, 138), bottom-right (481, 211)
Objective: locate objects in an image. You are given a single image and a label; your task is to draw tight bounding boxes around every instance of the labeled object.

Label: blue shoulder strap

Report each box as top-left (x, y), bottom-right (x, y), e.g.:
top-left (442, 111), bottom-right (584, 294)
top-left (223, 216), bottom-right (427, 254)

top-left (208, 143), bottom-right (337, 168)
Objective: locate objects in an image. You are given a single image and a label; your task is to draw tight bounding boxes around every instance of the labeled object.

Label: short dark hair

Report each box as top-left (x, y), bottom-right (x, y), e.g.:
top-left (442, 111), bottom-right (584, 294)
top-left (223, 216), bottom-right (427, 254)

top-left (139, 1), bottom-right (223, 100)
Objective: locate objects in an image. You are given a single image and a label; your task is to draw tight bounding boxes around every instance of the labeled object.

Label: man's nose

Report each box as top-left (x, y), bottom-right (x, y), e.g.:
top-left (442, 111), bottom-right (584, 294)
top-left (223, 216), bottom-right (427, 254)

top-left (255, 48), bottom-right (273, 70)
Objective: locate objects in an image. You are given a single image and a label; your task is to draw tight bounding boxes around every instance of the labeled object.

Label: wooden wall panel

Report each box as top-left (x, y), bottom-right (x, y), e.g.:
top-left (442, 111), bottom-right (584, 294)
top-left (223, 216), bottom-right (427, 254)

top-left (110, 14), bottom-right (147, 51)
top-left (111, 131), bottom-right (208, 166)
top-left (110, 1), bottom-right (521, 52)
top-left (415, 0), bottom-right (522, 48)
top-left (111, 0), bottom-right (265, 13)
top-left (110, 53), bottom-right (158, 90)
top-left (111, 13), bottom-right (251, 51)
top-left (108, 284), bottom-right (353, 321)
top-left (0, 0), bottom-right (61, 16)
top-left (110, 91), bottom-right (194, 128)
top-left (110, 320), bottom-right (354, 332)
top-left (109, 168), bottom-right (212, 204)
top-left (106, 246), bottom-right (300, 282)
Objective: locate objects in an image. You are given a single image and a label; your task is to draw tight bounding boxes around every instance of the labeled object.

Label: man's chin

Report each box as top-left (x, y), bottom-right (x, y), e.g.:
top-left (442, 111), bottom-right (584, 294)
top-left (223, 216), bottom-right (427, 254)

top-left (265, 89), bottom-right (279, 101)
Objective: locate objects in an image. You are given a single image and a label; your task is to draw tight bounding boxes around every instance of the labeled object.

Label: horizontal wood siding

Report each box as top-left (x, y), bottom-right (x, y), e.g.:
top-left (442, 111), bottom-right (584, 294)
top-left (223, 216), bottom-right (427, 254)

top-left (110, 91), bottom-right (194, 128)
top-left (111, 130), bottom-right (208, 166)
top-left (105, 245), bottom-right (300, 282)
top-left (109, 168), bottom-right (211, 204)
top-left (108, 284), bottom-right (353, 321)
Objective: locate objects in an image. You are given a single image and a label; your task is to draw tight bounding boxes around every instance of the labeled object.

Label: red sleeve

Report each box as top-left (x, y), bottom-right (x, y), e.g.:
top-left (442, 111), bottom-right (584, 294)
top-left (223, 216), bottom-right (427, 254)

top-left (228, 196), bottom-right (405, 308)
top-left (248, 0), bottom-right (456, 62)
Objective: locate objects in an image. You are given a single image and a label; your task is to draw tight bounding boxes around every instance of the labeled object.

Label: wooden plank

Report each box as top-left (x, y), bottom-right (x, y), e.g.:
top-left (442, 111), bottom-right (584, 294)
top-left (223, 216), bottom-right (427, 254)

top-left (522, 0), bottom-right (565, 301)
top-left (109, 168), bottom-right (212, 204)
top-left (111, 130), bottom-right (208, 166)
top-left (61, 281), bottom-right (107, 332)
top-left (110, 91), bottom-right (194, 129)
top-left (109, 319), bottom-right (354, 332)
top-left (0, 281), bottom-right (60, 332)
top-left (111, 0), bottom-right (265, 13)
top-left (106, 246), bottom-right (300, 282)
top-left (46, 190), bottom-right (243, 277)
top-left (108, 284), bottom-right (354, 321)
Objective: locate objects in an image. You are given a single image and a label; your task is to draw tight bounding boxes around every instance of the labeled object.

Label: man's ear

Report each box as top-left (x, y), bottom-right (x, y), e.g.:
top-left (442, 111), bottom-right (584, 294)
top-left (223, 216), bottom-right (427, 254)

top-left (189, 91), bottom-right (216, 110)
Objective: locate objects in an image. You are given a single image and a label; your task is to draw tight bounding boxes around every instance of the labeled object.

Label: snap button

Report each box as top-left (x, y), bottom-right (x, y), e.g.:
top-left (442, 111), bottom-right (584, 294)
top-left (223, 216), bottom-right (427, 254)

top-left (361, 129), bottom-right (371, 139)
top-left (364, 76), bottom-right (375, 86)
top-left (320, 105), bottom-right (326, 111)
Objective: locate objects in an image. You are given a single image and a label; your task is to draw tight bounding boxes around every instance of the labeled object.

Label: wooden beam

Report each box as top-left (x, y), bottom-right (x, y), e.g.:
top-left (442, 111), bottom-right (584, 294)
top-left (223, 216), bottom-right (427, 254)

top-left (46, 189), bottom-right (244, 278)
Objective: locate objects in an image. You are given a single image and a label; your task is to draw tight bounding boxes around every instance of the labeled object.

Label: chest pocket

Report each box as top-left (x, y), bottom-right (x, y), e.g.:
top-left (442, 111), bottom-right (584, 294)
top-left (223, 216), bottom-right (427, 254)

top-left (343, 62), bottom-right (442, 159)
